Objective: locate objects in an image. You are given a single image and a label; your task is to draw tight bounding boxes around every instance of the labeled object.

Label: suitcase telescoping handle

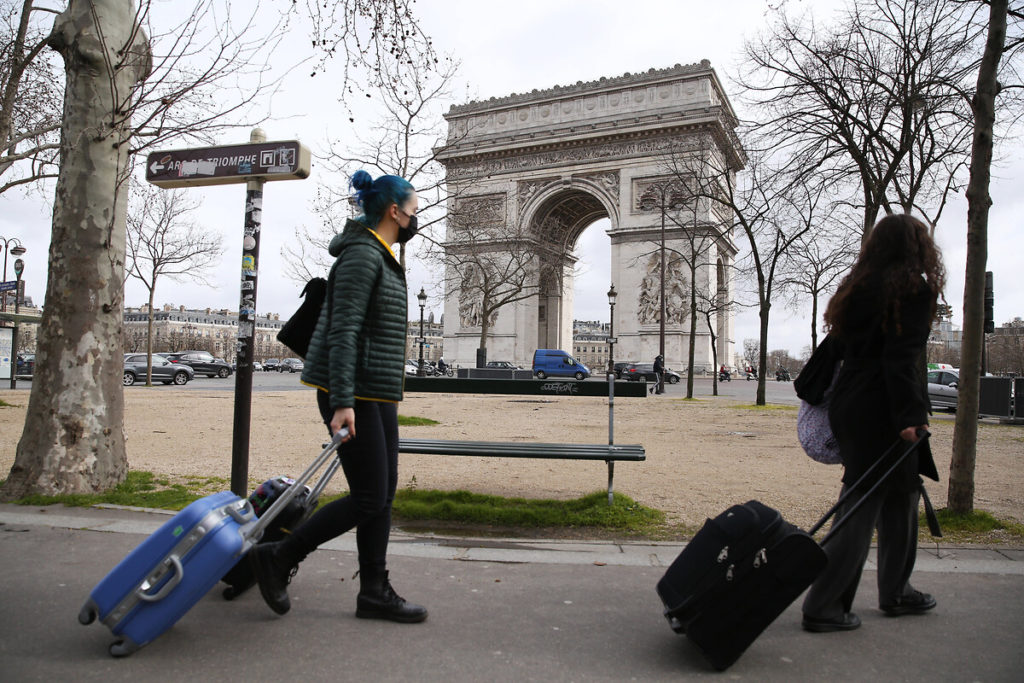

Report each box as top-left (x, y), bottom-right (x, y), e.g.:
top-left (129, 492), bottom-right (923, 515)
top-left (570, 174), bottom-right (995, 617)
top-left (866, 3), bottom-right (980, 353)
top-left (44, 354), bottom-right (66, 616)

top-left (246, 428), bottom-right (347, 543)
top-left (808, 429), bottom-right (929, 545)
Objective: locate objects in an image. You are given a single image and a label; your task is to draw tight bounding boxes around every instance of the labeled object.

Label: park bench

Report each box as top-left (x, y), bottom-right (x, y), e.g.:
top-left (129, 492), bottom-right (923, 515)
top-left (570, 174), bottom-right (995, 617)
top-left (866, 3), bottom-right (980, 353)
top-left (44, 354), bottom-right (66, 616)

top-left (399, 376), bottom-right (647, 504)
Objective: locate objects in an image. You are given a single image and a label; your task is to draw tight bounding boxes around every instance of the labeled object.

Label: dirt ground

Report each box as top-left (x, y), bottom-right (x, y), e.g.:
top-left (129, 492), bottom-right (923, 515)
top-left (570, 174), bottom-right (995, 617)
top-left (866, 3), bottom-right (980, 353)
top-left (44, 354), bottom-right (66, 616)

top-left (1, 387), bottom-right (1021, 531)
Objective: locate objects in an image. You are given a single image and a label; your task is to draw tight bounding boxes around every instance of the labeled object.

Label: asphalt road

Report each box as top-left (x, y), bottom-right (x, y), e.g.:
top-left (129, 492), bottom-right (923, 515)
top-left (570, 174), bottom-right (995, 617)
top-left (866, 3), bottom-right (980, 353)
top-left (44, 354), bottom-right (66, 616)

top-left (9, 369), bottom-right (805, 403)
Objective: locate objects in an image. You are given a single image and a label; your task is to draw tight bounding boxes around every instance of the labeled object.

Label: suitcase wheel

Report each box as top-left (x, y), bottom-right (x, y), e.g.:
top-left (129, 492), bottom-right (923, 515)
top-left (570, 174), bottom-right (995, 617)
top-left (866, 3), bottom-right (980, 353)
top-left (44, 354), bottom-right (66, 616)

top-left (109, 639), bottom-right (136, 658)
top-left (78, 605), bottom-right (97, 625)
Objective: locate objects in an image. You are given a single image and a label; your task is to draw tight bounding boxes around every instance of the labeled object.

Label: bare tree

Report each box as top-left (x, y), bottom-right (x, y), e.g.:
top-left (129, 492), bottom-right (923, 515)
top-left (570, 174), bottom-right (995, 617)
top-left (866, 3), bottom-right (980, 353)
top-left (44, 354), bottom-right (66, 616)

top-left (695, 280), bottom-right (732, 396)
top-left (283, 56), bottom-right (460, 282)
top-left (125, 182), bottom-right (223, 385)
top-left (949, 0), bottom-right (1023, 514)
top-left (432, 197), bottom-right (560, 359)
top-left (987, 318), bottom-right (1024, 374)
top-left (2, 0), bottom-right (437, 499)
top-left (742, 338), bottom-right (761, 375)
top-left (740, 0), bottom-right (983, 243)
top-left (659, 137), bottom-right (745, 397)
top-left (1, 0), bottom-right (151, 500)
top-left (687, 136), bottom-right (812, 405)
top-left (0, 0), bottom-right (62, 195)
top-left (778, 215), bottom-right (858, 352)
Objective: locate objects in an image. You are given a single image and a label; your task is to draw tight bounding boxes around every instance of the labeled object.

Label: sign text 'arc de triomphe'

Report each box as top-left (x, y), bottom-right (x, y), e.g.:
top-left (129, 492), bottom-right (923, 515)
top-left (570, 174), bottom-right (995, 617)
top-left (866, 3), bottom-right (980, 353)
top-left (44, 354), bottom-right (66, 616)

top-left (435, 61), bottom-right (745, 371)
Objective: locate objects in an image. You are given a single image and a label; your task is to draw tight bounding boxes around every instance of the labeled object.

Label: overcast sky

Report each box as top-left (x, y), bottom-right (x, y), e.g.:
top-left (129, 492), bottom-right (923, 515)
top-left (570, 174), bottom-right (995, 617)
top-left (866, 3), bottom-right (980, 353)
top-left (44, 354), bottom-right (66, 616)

top-left (3, 0), bottom-right (1021, 359)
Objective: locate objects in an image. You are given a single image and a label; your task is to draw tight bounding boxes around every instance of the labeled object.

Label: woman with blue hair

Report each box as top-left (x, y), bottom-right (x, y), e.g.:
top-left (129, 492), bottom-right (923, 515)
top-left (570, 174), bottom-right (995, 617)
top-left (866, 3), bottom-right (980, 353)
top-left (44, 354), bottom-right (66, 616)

top-left (250, 170), bottom-right (427, 623)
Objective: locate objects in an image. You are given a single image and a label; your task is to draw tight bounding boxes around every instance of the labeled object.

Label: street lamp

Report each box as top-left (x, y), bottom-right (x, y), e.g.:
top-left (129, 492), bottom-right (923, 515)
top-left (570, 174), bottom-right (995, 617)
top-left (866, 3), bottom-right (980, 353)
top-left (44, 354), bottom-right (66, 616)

top-left (1, 236), bottom-right (27, 314)
top-left (9, 257), bottom-right (24, 389)
top-left (417, 287), bottom-right (427, 377)
top-left (606, 284), bottom-right (617, 375)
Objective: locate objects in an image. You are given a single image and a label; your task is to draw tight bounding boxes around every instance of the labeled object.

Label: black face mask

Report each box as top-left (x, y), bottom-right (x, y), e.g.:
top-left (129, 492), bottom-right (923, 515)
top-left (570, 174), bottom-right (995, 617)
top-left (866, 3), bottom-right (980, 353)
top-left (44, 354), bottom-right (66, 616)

top-left (397, 212), bottom-right (418, 244)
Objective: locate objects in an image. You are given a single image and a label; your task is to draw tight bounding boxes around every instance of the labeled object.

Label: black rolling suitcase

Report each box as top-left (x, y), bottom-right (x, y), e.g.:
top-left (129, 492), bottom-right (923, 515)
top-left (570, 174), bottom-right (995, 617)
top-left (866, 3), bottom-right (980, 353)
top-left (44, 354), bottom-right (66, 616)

top-left (657, 431), bottom-right (932, 671)
top-left (220, 440), bottom-right (344, 600)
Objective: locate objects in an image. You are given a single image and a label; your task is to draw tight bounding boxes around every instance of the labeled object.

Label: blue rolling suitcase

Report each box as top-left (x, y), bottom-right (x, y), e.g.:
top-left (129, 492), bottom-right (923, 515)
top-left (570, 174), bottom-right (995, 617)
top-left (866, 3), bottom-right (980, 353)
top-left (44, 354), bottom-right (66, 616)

top-left (79, 431), bottom-right (345, 656)
top-left (78, 491), bottom-right (257, 656)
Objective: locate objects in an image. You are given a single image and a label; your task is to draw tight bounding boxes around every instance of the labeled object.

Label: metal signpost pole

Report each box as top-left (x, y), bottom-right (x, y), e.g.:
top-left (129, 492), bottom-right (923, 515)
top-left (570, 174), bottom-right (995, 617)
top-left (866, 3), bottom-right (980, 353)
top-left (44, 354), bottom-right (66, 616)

top-left (230, 128), bottom-right (266, 497)
top-left (144, 132), bottom-right (310, 496)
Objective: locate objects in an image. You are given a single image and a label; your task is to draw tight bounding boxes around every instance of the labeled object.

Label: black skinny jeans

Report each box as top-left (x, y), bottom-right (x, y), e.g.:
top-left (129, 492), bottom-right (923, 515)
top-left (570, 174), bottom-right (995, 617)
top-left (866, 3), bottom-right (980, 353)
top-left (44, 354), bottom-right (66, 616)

top-left (291, 392), bottom-right (399, 577)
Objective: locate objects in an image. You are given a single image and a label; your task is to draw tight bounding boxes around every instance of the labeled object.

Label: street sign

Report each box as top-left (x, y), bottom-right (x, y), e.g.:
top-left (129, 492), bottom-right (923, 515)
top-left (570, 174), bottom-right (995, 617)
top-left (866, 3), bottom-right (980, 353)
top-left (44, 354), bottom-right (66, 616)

top-left (145, 140), bottom-right (311, 188)
top-left (0, 281), bottom-right (17, 292)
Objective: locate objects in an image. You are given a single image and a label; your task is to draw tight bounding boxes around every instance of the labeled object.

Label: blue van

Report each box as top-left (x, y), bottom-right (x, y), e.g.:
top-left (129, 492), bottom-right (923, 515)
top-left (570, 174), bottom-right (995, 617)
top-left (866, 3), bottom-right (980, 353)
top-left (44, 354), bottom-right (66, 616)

top-left (532, 349), bottom-right (590, 380)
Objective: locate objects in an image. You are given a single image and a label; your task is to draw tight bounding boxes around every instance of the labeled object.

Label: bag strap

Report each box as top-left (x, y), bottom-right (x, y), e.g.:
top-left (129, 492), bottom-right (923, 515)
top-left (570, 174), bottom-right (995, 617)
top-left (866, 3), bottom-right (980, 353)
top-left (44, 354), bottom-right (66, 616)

top-left (808, 430), bottom-right (930, 544)
top-left (920, 481), bottom-right (942, 538)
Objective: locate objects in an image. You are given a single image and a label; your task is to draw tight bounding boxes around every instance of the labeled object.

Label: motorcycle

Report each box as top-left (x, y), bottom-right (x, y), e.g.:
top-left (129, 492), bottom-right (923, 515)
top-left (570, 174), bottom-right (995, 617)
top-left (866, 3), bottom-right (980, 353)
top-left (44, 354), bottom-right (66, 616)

top-left (745, 370), bottom-right (757, 381)
top-left (775, 368), bottom-right (791, 382)
top-left (719, 370), bottom-right (732, 382)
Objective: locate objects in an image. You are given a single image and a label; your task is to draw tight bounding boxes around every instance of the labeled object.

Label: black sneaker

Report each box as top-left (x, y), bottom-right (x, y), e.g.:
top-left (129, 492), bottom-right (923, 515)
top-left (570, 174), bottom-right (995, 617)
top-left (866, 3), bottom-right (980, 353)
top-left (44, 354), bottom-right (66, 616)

top-left (881, 590), bottom-right (936, 616)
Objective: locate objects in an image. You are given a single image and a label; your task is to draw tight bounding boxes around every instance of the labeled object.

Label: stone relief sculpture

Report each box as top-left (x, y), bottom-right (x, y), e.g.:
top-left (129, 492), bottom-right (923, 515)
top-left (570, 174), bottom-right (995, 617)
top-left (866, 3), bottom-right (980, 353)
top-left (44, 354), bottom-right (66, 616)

top-left (637, 254), bottom-right (688, 325)
top-left (457, 266), bottom-right (498, 329)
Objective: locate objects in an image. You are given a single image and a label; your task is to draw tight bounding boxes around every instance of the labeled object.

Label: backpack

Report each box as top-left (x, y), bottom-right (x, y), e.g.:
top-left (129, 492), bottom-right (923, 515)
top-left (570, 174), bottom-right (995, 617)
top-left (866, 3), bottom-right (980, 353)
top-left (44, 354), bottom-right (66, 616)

top-left (276, 277), bottom-right (328, 359)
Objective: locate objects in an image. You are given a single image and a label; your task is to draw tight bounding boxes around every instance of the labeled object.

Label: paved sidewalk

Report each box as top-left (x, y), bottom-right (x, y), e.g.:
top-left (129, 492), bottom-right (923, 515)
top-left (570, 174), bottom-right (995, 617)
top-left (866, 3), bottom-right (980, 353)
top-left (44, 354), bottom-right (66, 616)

top-left (2, 503), bottom-right (1022, 681)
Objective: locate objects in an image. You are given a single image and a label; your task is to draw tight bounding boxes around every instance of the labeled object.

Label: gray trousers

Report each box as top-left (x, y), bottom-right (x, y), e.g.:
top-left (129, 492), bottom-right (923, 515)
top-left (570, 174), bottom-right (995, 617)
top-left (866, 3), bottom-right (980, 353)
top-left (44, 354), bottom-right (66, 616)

top-left (802, 479), bottom-right (921, 619)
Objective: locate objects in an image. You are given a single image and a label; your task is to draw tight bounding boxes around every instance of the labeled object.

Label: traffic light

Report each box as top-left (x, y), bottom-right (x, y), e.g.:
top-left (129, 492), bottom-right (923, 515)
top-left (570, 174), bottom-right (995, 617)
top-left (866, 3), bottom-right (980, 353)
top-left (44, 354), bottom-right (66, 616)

top-left (984, 271), bottom-right (994, 334)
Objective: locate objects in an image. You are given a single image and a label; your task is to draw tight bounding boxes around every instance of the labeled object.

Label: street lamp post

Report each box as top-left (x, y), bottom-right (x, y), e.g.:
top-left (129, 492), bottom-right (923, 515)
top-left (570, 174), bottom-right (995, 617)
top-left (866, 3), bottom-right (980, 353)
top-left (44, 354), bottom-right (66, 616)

top-left (606, 284), bottom-right (617, 376)
top-left (605, 283), bottom-right (618, 505)
top-left (1, 236), bottom-right (27, 314)
top-left (417, 287), bottom-right (427, 377)
top-left (9, 257), bottom-right (24, 389)
top-left (659, 193), bottom-right (666, 362)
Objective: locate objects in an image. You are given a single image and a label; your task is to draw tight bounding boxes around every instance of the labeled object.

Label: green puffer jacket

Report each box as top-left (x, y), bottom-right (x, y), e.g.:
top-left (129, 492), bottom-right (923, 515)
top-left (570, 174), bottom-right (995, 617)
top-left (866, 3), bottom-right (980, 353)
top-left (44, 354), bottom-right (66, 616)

top-left (301, 219), bottom-right (407, 408)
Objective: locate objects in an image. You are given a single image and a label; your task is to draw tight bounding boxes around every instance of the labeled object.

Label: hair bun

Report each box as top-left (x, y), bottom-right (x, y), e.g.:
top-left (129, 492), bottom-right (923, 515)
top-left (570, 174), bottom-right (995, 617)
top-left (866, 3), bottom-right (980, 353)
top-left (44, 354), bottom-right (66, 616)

top-left (350, 170), bottom-right (374, 192)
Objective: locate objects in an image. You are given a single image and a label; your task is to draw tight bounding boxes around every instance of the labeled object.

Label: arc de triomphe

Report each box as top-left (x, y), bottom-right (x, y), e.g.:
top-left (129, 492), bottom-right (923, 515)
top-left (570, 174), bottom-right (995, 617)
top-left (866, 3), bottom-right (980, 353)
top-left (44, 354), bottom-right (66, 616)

top-left (435, 61), bottom-right (745, 371)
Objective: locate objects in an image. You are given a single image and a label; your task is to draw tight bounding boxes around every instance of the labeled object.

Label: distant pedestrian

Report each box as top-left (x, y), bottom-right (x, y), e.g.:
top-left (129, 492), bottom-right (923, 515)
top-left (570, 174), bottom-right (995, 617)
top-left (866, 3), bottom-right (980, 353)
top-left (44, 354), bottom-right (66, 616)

top-left (653, 354), bottom-right (665, 394)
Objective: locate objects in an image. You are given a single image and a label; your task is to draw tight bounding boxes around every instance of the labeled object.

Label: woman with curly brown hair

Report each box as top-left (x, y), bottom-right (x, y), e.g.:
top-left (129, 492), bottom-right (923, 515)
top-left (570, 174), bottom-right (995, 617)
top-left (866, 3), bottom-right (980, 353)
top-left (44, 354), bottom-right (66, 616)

top-left (801, 213), bottom-right (945, 633)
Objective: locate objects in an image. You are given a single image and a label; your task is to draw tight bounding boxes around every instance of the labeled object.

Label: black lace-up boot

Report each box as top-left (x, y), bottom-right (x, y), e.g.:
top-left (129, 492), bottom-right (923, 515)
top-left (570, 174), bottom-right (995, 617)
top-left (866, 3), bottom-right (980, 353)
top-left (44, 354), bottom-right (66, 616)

top-left (356, 569), bottom-right (428, 623)
top-left (249, 535), bottom-right (311, 615)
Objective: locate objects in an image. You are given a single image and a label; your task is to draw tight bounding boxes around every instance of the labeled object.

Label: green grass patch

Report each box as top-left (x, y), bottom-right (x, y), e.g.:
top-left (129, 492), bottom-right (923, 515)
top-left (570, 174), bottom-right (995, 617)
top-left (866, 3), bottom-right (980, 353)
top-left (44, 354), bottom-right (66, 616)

top-left (730, 403), bottom-right (798, 411)
top-left (384, 488), bottom-right (664, 533)
top-left (0, 398), bottom-right (17, 408)
top-left (398, 415), bottom-right (439, 427)
top-left (921, 508), bottom-right (1024, 543)
top-left (14, 471), bottom-right (200, 511)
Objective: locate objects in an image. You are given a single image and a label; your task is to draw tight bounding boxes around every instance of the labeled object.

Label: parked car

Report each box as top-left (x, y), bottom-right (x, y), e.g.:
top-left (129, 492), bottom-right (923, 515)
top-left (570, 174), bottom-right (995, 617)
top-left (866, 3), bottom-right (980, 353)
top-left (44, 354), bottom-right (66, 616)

top-left (405, 359), bottom-right (421, 376)
top-left (162, 350), bottom-right (233, 378)
top-left (622, 362), bottom-right (681, 384)
top-left (928, 368), bottom-right (959, 411)
top-left (279, 358), bottom-right (304, 373)
top-left (123, 354), bottom-right (194, 386)
top-left (532, 349), bottom-right (590, 380)
top-left (263, 358), bottom-right (280, 372)
top-left (16, 353), bottom-right (35, 378)
top-left (486, 361), bottom-right (520, 370)
top-left (252, 361), bottom-right (263, 372)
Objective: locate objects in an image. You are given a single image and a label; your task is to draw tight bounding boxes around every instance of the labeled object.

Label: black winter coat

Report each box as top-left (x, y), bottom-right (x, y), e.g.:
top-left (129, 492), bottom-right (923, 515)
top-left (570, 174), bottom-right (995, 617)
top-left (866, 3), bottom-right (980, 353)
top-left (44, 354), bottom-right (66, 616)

top-left (827, 279), bottom-right (939, 492)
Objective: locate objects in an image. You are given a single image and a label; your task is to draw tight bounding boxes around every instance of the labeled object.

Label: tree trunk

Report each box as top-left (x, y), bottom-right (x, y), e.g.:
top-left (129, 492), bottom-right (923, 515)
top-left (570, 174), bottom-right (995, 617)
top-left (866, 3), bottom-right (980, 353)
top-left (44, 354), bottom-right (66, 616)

top-left (686, 277), bottom-right (697, 399)
top-left (949, 0), bottom-right (1006, 515)
top-left (810, 293), bottom-right (819, 353)
top-left (146, 285), bottom-right (156, 386)
top-left (756, 301), bottom-right (770, 405)
top-left (1, 1), bottom-right (151, 500)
